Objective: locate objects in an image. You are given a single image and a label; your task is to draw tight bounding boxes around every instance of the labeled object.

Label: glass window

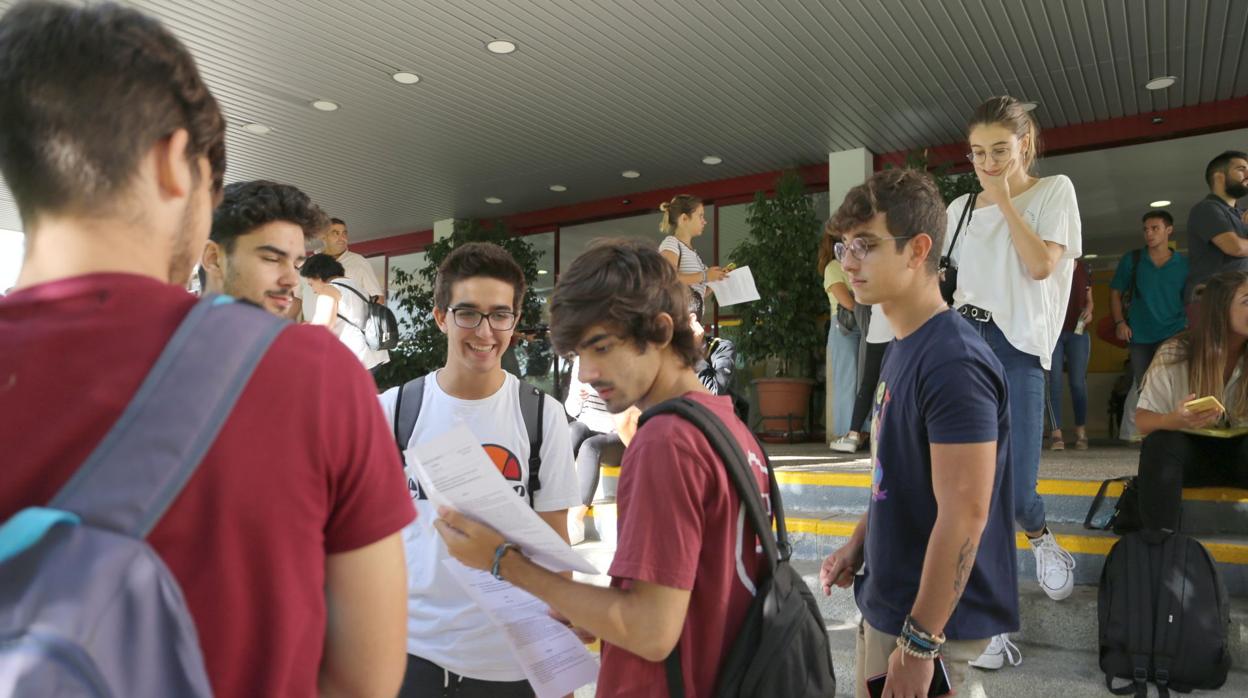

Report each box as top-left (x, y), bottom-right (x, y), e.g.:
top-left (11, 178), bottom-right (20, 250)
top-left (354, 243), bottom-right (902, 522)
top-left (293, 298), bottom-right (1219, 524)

top-left (386, 251), bottom-right (429, 329)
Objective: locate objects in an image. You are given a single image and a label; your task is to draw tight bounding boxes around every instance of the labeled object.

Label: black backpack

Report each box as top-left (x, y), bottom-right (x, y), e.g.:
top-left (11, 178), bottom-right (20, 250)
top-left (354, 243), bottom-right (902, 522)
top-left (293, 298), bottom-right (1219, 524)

top-left (330, 281), bottom-right (400, 351)
top-left (641, 398), bottom-right (836, 698)
top-left (1098, 530), bottom-right (1230, 697)
top-left (1083, 476), bottom-right (1142, 535)
top-left (392, 374), bottom-right (545, 505)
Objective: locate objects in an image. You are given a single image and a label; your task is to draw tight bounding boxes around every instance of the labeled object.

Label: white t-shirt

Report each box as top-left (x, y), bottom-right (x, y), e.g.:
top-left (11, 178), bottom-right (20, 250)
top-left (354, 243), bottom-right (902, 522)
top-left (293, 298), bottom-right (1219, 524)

top-left (866, 304), bottom-right (895, 344)
top-left (942, 175), bottom-right (1082, 370)
top-left (659, 235), bottom-right (708, 299)
top-left (378, 371), bottom-right (581, 680)
top-left (300, 250), bottom-right (389, 363)
top-left (1137, 342), bottom-right (1247, 427)
top-left (313, 278), bottom-right (386, 370)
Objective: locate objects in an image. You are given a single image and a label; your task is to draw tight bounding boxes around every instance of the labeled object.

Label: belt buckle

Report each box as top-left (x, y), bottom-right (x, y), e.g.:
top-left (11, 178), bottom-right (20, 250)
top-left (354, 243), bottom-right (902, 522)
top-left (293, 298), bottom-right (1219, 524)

top-left (960, 305), bottom-right (991, 323)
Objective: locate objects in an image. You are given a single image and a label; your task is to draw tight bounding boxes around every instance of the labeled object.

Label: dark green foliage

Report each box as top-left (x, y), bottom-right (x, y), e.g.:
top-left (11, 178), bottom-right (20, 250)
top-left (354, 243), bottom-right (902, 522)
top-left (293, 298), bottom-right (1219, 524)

top-left (728, 171), bottom-right (825, 377)
top-left (372, 219), bottom-right (546, 391)
top-left (890, 150), bottom-right (981, 204)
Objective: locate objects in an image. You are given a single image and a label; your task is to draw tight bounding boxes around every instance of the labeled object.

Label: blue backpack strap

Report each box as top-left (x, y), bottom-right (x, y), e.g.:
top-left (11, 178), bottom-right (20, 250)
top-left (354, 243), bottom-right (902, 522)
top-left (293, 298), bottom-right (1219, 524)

top-left (518, 381), bottom-right (544, 507)
top-left (49, 296), bottom-right (285, 538)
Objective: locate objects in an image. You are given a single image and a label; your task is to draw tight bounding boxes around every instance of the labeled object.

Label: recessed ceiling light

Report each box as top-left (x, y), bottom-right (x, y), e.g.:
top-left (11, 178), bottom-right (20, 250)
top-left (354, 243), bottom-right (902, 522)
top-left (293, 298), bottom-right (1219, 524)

top-left (621, 170), bottom-right (641, 179)
top-left (1019, 101), bottom-right (1038, 112)
top-left (1150, 200), bottom-right (1171, 207)
top-left (486, 40), bottom-right (517, 54)
top-left (392, 71), bottom-right (420, 84)
top-left (311, 100), bottom-right (339, 112)
top-left (537, 270), bottom-right (549, 275)
top-left (242, 123), bottom-right (272, 135)
top-left (485, 197), bottom-right (503, 204)
top-left (1145, 75), bottom-right (1177, 90)
top-left (549, 184), bottom-right (567, 192)
top-left (702, 155), bottom-right (723, 165)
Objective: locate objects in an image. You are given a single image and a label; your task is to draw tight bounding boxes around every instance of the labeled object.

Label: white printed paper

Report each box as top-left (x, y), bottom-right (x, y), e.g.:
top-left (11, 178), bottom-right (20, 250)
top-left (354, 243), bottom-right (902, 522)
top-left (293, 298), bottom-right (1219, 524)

top-left (445, 560), bottom-right (599, 698)
top-left (706, 266), bottom-right (761, 307)
top-left (407, 422), bottom-right (600, 575)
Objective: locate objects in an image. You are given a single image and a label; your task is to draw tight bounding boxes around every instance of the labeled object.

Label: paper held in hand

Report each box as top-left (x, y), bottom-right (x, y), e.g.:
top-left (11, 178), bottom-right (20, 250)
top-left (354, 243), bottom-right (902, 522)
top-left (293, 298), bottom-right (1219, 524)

top-left (406, 422), bottom-right (601, 575)
top-left (705, 265), bottom-right (761, 307)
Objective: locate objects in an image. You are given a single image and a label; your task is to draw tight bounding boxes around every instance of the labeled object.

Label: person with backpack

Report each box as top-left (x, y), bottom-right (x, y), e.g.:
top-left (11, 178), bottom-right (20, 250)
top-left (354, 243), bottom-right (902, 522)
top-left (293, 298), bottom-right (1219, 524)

top-left (1135, 269), bottom-right (1248, 532)
top-left (1110, 210), bottom-right (1189, 390)
top-left (0, 2), bottom-right (414, 696)
top-left (198, 180), bottom-right (327, 316)
top-left (435, 239), bottom-right (835, 697)
top-left (819, 169), bottom-right (1020, 696)
top-left (301, 252), bottom-right (390, 373)
top-left (379, 242), bottom-right (581, 698)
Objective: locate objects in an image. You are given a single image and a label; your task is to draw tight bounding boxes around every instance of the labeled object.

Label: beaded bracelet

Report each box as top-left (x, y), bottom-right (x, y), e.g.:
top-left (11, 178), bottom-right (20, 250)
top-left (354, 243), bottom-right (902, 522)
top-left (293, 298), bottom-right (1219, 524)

top-left (896, 635), bottom-right (941, 661)
top-left (491, 542), bottom-right (519, 580)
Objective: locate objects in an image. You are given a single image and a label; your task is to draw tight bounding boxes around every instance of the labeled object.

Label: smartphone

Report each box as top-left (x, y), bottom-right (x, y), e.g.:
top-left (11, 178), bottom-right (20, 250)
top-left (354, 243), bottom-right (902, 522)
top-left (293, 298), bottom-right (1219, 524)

top-left (723, 262), bottom-right (737, 272)
top-left (866, 657), bottom-right (952, 698)
top-left (1184, 395), bottom-right (1225, 413)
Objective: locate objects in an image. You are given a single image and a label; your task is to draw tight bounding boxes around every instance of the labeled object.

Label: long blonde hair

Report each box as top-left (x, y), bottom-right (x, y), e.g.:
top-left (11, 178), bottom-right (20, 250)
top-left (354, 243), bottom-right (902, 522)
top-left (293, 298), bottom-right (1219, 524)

top-left (659, 194), bottom-right (702, 236)
top-left (1156, 270), bottom-right (1248, 423)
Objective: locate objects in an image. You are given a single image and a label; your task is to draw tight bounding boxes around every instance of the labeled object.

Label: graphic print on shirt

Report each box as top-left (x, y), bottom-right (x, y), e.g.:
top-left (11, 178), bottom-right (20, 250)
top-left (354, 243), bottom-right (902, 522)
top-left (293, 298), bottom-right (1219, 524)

top-left (406, 443), bottom-right (526, 501)
top-left (869, 381), bottom-right (891, 502)
top-left (735, 446), bottom-right (772, 595)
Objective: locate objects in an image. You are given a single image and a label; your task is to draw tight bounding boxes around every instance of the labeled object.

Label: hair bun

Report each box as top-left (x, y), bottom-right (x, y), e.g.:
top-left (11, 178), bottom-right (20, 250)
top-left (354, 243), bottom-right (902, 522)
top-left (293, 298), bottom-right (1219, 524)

top-left (659, 202), bottom-right (670, 212)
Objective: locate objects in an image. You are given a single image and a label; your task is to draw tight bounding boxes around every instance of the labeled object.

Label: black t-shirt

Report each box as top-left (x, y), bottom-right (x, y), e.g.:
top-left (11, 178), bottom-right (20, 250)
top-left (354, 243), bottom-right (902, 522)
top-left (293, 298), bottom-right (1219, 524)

top-left (1186, 194), bottom-right (1248, 300)
top-left (853, 310), bottom-right (1020, 640)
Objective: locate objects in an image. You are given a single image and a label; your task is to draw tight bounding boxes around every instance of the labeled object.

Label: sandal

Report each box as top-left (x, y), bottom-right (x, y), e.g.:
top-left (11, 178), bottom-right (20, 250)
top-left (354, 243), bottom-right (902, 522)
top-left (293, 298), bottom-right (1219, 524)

top-left (1049, 435), bottom-right (1065, 451)
top-left (1074, 435), bottom-right (1088, 450)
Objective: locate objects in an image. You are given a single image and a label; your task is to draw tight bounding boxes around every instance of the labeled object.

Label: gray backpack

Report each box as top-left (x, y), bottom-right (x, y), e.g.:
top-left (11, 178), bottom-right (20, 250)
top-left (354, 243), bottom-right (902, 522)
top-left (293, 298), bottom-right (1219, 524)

top-left (0, 296), bottom-right (285, 697)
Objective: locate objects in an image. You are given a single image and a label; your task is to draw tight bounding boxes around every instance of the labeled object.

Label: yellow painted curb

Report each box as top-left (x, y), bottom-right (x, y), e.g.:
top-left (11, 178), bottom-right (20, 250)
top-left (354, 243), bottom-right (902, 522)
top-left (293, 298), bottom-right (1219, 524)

top-left (598, 467), bottom-right (1247, 503)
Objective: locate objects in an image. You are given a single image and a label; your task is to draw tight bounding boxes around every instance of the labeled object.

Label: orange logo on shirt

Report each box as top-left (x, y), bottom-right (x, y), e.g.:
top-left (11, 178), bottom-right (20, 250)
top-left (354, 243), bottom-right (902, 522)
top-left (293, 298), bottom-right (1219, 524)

top-left (483, 444), bottom-right (523, 482)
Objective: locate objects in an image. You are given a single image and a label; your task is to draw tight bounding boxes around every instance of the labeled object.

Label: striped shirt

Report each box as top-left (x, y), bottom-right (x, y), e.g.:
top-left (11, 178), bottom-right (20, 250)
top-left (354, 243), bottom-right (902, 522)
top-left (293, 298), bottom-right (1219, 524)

top-left (659, 235), bottom-right (707, 298)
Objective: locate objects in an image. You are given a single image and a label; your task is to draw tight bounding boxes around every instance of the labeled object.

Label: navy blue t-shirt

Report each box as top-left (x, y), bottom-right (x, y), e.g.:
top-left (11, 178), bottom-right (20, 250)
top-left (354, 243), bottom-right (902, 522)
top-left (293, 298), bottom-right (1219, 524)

top-left (853, 310), bottom-right (1019, 640)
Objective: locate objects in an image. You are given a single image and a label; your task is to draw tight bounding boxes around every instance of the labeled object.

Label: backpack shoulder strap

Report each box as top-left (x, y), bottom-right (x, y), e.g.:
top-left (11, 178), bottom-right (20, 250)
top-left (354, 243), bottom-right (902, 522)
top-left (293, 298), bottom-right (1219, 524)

top-left (1151, 535), bottom-right (1186, 695)
top-left (331, 279), bottom-right (371, 304)
top-left (518, 380), bottom-right (545, 507)
top-left (1129, 249), bottom-right (1142, 299)
top-left (49, 296), bottom-right (285, 537)
top-left (1123, 535), bottom-right (1155, 698)
top-left (394, 375), bottom-right (427, 458)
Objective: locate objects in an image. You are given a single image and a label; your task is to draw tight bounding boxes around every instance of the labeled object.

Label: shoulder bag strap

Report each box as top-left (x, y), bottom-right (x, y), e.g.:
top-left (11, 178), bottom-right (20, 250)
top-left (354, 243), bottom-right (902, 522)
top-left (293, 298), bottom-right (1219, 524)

top-left (50, 297), bottom-right (285, 537)
top-left (941, 192), bottom-right (977, 268)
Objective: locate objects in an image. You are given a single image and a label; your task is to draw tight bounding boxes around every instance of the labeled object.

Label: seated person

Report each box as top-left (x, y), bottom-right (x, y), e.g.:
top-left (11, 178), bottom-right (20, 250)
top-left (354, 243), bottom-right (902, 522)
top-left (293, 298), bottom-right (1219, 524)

top-left (1136, 270), bottom-right (1248, 532)
top-left (689, 294), bottom-right (749, 422)
top-left (300, 253), bottom-right (388, 373)
top-left (564, 355), bottom-right (624, 545)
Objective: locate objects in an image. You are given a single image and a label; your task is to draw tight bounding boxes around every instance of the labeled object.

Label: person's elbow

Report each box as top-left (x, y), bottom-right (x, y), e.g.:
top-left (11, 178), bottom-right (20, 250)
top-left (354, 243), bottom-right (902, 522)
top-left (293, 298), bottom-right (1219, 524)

top-left (1027, 260), bottom-right (1056, 281)
top-left (633, 625), bottom-right (682, 663)
top-left (319, 661), bottom-right (405, 698)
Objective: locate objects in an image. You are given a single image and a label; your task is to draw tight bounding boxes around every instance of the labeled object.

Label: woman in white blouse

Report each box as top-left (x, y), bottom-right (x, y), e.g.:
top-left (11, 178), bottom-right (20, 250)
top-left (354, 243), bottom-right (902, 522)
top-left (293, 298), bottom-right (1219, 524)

top-left (1136, 270), bottom-right (1248, 531)
top-left (944, 96), bottom-right (1082, 669)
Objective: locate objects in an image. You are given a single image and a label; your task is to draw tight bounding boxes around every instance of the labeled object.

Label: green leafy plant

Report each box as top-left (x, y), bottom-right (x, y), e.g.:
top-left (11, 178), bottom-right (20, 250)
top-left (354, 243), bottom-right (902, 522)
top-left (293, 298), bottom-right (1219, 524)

top-left (890, 149), bottom-right (981, 204)
top-left (372, 218), bottom-right (546, 391)
top-left (728, 171), bottom-right (825, 377)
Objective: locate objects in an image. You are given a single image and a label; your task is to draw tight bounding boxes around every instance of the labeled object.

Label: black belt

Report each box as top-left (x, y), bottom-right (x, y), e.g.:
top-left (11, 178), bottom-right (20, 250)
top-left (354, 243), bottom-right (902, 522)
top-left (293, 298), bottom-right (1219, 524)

top-left (958, 304), bottom-right (992, 323)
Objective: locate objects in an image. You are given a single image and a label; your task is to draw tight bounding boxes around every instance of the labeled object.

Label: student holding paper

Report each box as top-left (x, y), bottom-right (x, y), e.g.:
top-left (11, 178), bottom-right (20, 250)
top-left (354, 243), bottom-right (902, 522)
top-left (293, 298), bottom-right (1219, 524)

top-left (379, 242), bottom-right (581, 698)
top-left (1136, 270), bottom-right (1248, 532)
top-left (435, 240), bottom-right (773, 697)
top-left (658, 194), bottom-right (727, 304)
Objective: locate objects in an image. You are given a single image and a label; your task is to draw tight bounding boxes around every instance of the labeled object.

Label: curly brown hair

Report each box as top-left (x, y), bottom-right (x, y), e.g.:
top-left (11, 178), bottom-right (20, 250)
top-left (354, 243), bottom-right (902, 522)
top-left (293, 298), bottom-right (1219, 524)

top-left (551, 239), bottom-right (700, 368)
top-left (211, 180), bottom-right (329, 253)
top-left (828, 169), bottom-right (947, 274)
top-left (0, 1), bottom-right (226, 225)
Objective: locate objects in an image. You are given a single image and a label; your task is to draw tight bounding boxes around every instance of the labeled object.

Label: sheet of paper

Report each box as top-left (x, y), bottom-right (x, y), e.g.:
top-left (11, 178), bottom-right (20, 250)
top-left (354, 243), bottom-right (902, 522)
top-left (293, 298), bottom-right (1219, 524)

top-left (445, 560), bottom-right (599, 698)
top-left (407, 422), bottom-right (600, 575)
top-left (706, 265), bottom-right (761, 307)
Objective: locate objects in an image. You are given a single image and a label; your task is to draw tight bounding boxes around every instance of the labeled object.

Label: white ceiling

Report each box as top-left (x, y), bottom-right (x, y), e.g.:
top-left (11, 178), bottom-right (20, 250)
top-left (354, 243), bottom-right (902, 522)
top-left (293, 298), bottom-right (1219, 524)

top-left (0, 0), bottom-right (1245, 245)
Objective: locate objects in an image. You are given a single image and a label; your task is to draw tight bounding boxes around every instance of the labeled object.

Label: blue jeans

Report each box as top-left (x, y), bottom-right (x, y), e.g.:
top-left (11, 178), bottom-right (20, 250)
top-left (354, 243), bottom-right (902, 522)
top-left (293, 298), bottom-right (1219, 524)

top-left (1048, 330), bottom-right (1090, 428)
top-left (826, 322), bottom-right (861, 438)
top-left (962, 317), bottom-right (1048, 533)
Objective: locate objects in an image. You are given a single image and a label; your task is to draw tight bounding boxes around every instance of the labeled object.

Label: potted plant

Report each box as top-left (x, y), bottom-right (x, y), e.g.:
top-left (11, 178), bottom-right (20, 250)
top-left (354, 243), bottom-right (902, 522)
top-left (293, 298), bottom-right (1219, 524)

top-left (728, 171), bottom-right (825, 441)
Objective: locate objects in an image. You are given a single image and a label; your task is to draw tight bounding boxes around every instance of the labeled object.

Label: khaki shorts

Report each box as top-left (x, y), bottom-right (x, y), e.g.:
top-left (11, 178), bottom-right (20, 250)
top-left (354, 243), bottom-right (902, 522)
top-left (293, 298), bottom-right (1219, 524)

top-left (854, 619), bottom-right (990, 698)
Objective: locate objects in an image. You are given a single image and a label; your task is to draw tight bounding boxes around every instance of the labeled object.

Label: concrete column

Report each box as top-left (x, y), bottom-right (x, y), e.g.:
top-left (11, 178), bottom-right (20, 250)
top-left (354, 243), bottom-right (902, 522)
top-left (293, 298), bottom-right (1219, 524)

top-left (824, 148), bottom-right (873, 441)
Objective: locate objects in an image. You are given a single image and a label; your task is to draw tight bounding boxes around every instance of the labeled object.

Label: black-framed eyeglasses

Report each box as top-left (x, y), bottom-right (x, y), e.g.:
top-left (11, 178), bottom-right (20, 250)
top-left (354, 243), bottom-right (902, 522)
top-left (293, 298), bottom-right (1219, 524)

top-left (450, 307), bottom-right (517, 331)
top-left (834, 236), bottom-right (915, 262)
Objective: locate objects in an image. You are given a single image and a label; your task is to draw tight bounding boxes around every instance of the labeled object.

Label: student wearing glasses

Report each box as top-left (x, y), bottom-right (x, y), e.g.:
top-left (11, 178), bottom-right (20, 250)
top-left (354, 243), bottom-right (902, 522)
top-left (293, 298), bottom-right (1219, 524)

top-left (941, 96), bottom-right (1083, 671)
top-left (377, 242), bottom-right (581, 697)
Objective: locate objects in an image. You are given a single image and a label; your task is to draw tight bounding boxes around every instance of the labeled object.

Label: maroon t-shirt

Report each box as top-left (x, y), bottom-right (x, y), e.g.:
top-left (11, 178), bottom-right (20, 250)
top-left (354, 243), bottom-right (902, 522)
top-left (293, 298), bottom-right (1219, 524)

top-left (598, 392), bottom-right (769, 697)
top-left (1062, 260), bottom-right (1092, 333)
top-left (0, 274), bottom-right (415, 697)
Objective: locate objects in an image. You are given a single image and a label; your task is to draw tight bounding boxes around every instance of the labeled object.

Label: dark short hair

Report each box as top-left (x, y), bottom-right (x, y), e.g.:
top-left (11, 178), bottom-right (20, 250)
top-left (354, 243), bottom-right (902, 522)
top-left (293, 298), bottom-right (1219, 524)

top-left (210, 180), bottom-right (329, 253)
top-left (299, 253), bottom-right (345, 281)
top-left (0, 1), bottom-right (226, 225)
top-left (550, 239), bottom-right (701, 368)
top-left (829, 169), bottom-right (948, 273)
top-left (689, 289), bottom-right (705, 320)
top-left (433, 242), bottom-right (526, 311)
top-left (330, 217), bottom-right (345, 227)
top-left (1142, 209), bottom-right (1174, 227)
top-left (1205, 150), bottom-right (1248, 188)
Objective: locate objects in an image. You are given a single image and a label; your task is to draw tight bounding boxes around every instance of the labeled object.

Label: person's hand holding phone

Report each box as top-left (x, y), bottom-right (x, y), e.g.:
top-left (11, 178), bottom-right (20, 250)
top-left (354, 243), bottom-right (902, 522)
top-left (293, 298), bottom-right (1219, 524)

top-left (880, 648), bottom-right (934, 698)
top-left (705, 266), bottom-right (728, 283)
top-left (1173, 393), bottom-right (1225, 430)
top-left (819, 539), bottom-right (863, 594)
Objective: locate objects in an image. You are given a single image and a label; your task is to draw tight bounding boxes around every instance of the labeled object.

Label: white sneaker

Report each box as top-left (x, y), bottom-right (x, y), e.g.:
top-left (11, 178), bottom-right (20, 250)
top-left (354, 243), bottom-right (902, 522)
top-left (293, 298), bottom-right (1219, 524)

top-left (1030, 528), bottom-right (1076, 600)
top-left (968, 633), bottom-right (1022, 670)
top-left (829, 434), bottom-right (863, 453)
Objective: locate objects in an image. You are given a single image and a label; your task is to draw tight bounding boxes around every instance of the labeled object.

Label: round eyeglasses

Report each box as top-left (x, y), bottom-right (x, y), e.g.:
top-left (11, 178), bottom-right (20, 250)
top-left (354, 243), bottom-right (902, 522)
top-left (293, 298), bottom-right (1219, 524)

top-left (834, 236), bottom-right (915, 263)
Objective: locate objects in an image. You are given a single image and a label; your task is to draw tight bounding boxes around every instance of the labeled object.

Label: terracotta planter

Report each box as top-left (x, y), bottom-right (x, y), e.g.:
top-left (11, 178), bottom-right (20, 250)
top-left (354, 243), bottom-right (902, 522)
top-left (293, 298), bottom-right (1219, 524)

top-left (753, 377), bottom-right (815, 443)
